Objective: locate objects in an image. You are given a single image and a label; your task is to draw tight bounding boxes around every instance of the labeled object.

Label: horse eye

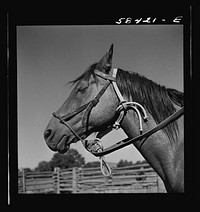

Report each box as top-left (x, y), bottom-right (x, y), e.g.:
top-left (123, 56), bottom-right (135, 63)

top-left (77, 85), bottom-right (88, 93)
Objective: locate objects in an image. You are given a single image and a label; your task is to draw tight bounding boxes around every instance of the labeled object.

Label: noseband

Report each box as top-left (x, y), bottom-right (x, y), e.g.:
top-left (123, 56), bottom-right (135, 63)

top-left (52, 68), bottom-right (184, 176)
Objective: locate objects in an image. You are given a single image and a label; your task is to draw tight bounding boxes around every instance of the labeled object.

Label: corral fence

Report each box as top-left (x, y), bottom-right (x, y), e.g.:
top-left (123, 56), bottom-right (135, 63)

top-left (18, 163), bottom-right (166, 193)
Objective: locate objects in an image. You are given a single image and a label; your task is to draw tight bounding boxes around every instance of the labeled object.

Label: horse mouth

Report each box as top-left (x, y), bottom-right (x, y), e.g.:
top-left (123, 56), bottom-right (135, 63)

top-left (56, 130), bottom-right (87, 154)
top-left (56, 135), bottom-right (76, 154)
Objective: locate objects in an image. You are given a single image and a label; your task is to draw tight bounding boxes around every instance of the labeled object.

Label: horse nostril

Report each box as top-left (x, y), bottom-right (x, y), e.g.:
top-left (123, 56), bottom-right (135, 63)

top-left (44, 129), bottom-right (52, 141)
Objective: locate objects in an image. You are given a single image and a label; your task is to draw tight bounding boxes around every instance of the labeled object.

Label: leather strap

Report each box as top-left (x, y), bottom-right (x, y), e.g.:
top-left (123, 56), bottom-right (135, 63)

top-left (91, 107), bottom-right (184, 157)
top-left (94, 70), bottom-right (116, 82)
top-left (56, 102), bottom-right (91, 122)
top-left (82, 80), bottom-right (112, 130)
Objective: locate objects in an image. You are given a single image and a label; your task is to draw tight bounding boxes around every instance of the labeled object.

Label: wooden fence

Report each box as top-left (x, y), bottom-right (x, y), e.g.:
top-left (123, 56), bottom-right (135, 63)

top-left (18, 163), bottom-right (166, 193)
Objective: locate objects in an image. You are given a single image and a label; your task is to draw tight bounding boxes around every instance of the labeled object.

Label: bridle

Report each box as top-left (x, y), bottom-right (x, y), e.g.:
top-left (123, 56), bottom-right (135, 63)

top-left (52, 68), bottom-right (184, 176)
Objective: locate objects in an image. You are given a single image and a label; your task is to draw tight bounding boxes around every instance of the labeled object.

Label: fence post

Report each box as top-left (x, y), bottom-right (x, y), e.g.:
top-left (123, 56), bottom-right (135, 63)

top-left (54, 167), bottom-right (60, 194)
top-left (22, 168), bottom-right (26, 193)
top-left (72, 168), bottom-right (77, 193)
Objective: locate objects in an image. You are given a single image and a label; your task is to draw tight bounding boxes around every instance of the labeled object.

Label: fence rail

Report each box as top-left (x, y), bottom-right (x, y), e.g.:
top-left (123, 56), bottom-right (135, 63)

top-left (18, 163), bottom-right (166, 193)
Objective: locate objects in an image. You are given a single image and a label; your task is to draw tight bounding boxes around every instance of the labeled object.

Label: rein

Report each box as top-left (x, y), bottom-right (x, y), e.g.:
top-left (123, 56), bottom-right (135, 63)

top-left (88, 107), bottom-right (184, 157)
top-left (52, 68), bottom-right (184, 176)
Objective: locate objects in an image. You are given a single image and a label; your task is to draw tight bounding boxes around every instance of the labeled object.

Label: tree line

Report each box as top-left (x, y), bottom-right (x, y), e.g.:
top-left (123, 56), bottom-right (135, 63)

top-left (21, 148), bottom-right (146, 172)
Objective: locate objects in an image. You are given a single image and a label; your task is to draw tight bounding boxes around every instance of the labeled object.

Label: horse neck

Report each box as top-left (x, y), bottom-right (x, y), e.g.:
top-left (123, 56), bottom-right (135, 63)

top-left (120, 108), bottom-right (183, 192)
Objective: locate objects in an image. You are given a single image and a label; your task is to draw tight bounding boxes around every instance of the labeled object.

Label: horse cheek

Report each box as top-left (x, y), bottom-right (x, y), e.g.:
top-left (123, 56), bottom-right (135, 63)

top-left (89, 102), bottom-right (115, 127)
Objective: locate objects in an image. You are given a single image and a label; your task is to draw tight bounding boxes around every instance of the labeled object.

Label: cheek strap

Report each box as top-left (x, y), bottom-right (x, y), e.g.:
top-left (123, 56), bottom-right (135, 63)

top-left (81, 80), bottom-right (111, 131)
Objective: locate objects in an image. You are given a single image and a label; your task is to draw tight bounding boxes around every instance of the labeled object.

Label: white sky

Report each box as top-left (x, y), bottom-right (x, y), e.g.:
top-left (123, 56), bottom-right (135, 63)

top-left (17, 25), bottom-right (183, 169)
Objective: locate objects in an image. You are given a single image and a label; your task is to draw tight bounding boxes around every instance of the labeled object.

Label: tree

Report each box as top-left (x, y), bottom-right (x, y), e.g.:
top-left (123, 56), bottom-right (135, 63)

top-left (23, 167), bottom-right (32, 172)
top-left (84, 161), bottom-right (100, 168)
top-left (34, 148), bottom-right (85, 171)
top-left (34, 161), bottom-right (51, 172)
top-left (117, 159), bottom-right (133, 167)
top-left (134, 160), bottom-right (147, 165)
top-left (49, 149), bottom-right (85, 170)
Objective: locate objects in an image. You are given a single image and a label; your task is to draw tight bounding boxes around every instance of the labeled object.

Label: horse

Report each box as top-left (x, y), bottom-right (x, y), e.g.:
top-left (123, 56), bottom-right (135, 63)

top-left (44, 44), bottom-right (184, 193)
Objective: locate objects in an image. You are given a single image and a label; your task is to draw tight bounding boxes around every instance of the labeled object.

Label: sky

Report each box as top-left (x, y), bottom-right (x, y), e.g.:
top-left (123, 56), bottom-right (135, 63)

top-left (17, 25), bottom-right (183, 169)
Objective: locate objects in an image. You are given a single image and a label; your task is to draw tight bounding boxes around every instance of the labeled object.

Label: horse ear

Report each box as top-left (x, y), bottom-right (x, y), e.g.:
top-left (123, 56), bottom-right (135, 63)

top-left (96, 44), bottom-right (113, 73)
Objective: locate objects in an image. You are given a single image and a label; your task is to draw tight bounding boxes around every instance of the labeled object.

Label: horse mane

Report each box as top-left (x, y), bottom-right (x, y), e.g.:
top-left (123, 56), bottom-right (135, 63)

top-left (116, 68), bottom-right (183, 143)
top-left (69, 63), bottom-right (184, 143)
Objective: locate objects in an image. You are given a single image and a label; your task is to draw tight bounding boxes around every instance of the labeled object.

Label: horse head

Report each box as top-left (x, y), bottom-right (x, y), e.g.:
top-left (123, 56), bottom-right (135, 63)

top-left (44, 44), bottom-right (119, 154)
